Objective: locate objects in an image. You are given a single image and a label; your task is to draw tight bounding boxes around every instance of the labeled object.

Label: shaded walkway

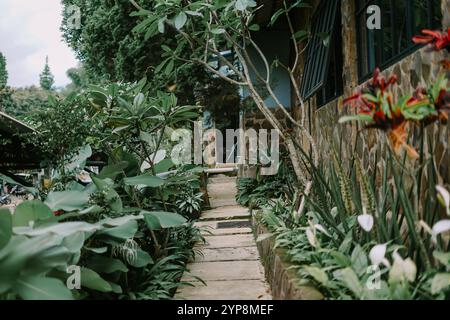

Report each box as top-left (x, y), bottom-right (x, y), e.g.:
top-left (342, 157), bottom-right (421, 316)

top-left (175, 175), bottom-right (271, 300)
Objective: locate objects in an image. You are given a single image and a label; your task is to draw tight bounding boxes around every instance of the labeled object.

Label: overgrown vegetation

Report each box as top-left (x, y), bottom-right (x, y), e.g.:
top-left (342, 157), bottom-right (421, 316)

top-left (250, 27), bottom-right (450, 300)
top-left (0, 79), bottom-right (206, 300)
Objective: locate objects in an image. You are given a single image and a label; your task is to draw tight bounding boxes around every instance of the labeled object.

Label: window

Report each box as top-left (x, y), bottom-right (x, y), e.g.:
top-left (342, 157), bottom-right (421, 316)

top-left (316, 7), bottom-right (343, 107)
top-left (356, 0), bottom-right (442, 81)
top-left (300, 0), bottom-right (341, 105)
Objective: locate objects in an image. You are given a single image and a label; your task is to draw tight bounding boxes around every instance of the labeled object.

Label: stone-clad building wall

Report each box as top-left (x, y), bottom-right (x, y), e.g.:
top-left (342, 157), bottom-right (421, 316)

top-left (243, 0), bottom-right (449, 184)
top-left (303, 0), bottom-right (450, 184)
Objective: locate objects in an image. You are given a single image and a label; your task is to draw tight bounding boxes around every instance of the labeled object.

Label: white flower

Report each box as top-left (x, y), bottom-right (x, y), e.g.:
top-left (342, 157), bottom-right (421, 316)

top-left (306, 226), bottom-right (317, 248)
top-left (389, 250), bottom-right (416, 283)
top-left (436, 185), bottom-right (450, 216)
top-left (369, 244), bottom-right (390, 267)
top-left (431, 219), bottom-right (450, 243)
top-left (357, 214), bottom-right (374, 232)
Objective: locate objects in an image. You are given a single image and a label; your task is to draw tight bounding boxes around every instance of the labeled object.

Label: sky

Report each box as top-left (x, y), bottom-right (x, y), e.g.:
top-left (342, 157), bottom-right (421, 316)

top-left (0, 0), bottom-right (79, 88)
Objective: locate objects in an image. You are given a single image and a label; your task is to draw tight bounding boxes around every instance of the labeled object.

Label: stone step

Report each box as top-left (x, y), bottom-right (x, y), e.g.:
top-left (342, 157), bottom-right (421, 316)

top-left (195, 219), bottom-right (252, 236)
top-left (208, 176), bottom-right (237, 184)
top-left (176, 280), bottom-right (271, 300)
top-left (202, 234), bottom-right (255, 249)
top-left (182, 260), bottom-right (265, 282)
top-left (200, 205), bottom-right (250, 221)
top-left (198, 247), bottom-right (259, 262)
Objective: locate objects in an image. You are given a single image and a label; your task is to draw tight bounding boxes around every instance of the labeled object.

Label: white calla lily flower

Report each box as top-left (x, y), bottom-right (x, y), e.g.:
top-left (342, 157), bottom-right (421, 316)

top-left (436, 185), bottom-right (450, 216)
top-left (357, 214), bottom-right (374, 232)
top-left (369, 244), bottom-right (387, 266)
top-left (431, 220), bottom-right (450, 243)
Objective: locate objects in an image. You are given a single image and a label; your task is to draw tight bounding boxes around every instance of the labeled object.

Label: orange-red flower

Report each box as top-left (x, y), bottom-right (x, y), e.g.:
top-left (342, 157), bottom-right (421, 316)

top-left (412, 28), bottom-right (450, 51)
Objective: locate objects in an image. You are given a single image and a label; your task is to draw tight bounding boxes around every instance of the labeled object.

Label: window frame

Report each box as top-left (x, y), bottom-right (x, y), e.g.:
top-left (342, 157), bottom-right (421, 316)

top-left (356, 0), bottom-right (442, 83)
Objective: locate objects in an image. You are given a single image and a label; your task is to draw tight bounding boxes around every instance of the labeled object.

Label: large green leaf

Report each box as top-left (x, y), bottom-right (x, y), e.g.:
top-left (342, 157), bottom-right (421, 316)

top-left (124, 174), bottom-right (164, 187)
top-left (97, 220), bottom-right (138, 240)
top-left (80, 268), bottom-right (112, 292)
top-left (334, 268), bottom-right (363, 298)
top-left (86, 256), bottom-right (129, 274)
top-left (0, 174), bottom-right (38, 195)
top-left (45, 191), bottom-right (89, 212)
top-left (0, 209), bottom-right (12, 250)
top-left (13, 200), bottom-right (53, 227)
top-left (14, 221), bottom-right (101, 237)
top-left (65, 145), bottom-right (92, 172)
top-left (97, 161), bottom-right (128, 179)
top-left (14, 276), bottom-right (73, 300)
top-left (143, 211), bottom-right (187, 230)
top-left (129, 249), bottom-right (153, 268)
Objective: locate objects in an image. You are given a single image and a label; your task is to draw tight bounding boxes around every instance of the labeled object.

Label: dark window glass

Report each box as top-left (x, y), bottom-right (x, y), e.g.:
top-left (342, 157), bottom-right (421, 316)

top-left (356, 0), bottom-right (442, 81)
top-left (317, 8), bottom-right (343, 108)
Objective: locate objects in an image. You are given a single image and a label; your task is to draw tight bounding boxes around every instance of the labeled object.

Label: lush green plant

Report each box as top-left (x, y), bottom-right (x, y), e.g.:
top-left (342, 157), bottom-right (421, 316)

top-left (175, 187), bottom-right (204, 219)
top-left (0, 52), bottom-right (7, 89)
top-left (236, 161), bottom-right (296, 208)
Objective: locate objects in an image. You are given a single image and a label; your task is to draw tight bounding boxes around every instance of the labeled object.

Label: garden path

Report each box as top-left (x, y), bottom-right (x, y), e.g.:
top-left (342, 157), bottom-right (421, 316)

top-left (175, 175), bottom-right (272, 300)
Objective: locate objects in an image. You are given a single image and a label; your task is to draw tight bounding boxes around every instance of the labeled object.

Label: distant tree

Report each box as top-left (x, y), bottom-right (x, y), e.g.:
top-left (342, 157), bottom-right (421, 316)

top-left (39, 56), bottom-right (55, 91)
top-left (61, 65), bottom-right (89, 95)
top-left (9, 86), bottom-right (50, 118)
top-left (60, 0), bottom-right (210, 105)
top-left (0, 52), bottom-right (15, 115)
top-left (0, 52), bottom-right (7, 89)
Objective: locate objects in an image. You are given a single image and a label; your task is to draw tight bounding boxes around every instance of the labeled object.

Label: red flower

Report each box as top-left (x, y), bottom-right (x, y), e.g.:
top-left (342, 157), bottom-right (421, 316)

top-left (53, 210), bottom-right (64, 216)
top-left (413, 28), bottom-right (450, 51)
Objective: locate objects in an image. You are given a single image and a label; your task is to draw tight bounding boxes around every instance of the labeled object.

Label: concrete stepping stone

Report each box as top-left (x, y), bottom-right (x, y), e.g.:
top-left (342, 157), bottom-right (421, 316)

top-left (198, 247), bottom-right (259, 262)
top-left (204, 234), bottom-right (255, 249)
top-left (195, 219), bottom-right (252, 236)
top-left (200, 206), bottom-right (250, 221)
top-left (182, 261), bottom-right (265, 281)
top-left (175, 173), bottom-right (271, 300)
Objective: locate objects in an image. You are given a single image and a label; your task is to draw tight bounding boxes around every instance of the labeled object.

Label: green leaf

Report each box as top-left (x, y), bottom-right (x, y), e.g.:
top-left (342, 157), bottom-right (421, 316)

top-left (130, 249), bottom-right (153, 268)
top-left (158, 18), bottom-right (165, 33)
top-left (0, 209), bottom-right (12, 250)
top-left (45, 191), bottom-right (89, 212)
top-left (65, 145), bottom-right (92, 172)
top-left (80, 268), bottom-right (112, 292)
top-left (124, 174), bottom-right (165, 187)
top-left (97, 220), bottom-right (138, 241)
top-left (334, 268), bottom-right (363, 298)
top-left (97, 161), bottom-right (128, 180)
top-left (249, 24), bottom-right (260, 31)
top-left (86, 256), bottom-right (128, 274)
top-left (293, 30), bottom-right (309, 41)
top-left (15, 276), bottom-right (73, 300)
top-left (235, 0), bottom-right (256, 11)
top-left (431, 273), bottom-right (450, 295)
top-left (351, 245), bottom-right (368, 275)
top-left (154, 159), bottom-right (174, 174)
top-left (143, 211), bottom-right (187, 230)
top-left (339, 114), bottom-right (373, 124)
top-left (174, 12), bottom-right (187, 29)
top-left (13, 200), bottom-right (53, 227)
top-left (211, 28), bottom-right (226, 34)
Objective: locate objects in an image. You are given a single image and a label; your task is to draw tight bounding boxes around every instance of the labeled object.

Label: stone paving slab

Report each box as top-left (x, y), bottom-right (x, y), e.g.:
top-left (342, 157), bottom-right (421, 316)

top-left (204, 234), bottom-right (255, 249)
top-left (182, 260), bottom-right (265, 281)
top-left (198, 247), bottom-right (259, 262)
top-left (175, 175), bottom-right (271, 300)
top-left (200, 206), bottom-right (250, 221)
top-left (177, 280), bottom-right (271, 300)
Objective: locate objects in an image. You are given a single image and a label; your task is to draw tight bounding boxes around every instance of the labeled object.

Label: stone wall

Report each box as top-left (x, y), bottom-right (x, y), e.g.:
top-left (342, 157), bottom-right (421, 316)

top-left (308, 0), bottom-right (450, 183)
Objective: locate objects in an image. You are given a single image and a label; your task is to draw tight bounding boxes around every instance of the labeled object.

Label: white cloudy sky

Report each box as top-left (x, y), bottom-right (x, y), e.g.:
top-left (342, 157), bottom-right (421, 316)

top-left (0, 0), bottom-right (79, 88)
